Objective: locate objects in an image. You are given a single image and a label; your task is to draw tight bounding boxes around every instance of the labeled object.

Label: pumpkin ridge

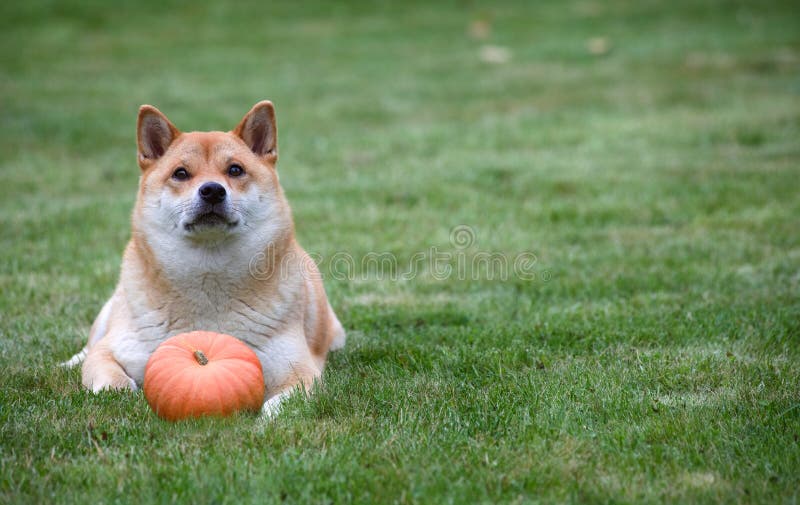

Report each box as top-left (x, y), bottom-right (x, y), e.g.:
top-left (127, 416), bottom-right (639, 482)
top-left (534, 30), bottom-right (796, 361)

top-left (215, 355), bottom-right (261, 377)
top-left (204, 332), bottom-right (230, 358)
top-left (212, 366), bottom-right (242, 415)
top-left (170, 334), bottom-right (199, 354)
top-left (214, 355), bottom-right (260, 368)
top-left (144, 361), bottom-right (179, 409)
top-left (182, 366), bottom-right (208, 418)
top-left (145, 357), bottom-right (190, 388)
top-left (219, 359), bottom-right (264, 411)
top-left (210, 370), bottom-right (226, 416)
top-left (180, 365), bottom-right (216, 419)
top-left (204, 331), bottom-right (227, 356)
top-left (156, 368), bottom-right (197, 420)
top-left (144, 353), bottom-right (199, 407)
top-left (216, 362), bottom-right (257, 412)
top-left (187, 359), bottom-right (225, 417)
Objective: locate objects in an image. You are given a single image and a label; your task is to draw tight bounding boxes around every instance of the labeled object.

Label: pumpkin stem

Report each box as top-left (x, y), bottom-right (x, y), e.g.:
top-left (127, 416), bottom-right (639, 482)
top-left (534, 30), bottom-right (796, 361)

top-left (193, 350), bottom-right (209, 366)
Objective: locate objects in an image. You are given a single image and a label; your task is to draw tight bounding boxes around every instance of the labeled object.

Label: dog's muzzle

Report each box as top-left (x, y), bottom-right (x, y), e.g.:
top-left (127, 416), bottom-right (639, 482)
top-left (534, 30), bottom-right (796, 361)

top-left (184, 203), bottom-right (238, 232)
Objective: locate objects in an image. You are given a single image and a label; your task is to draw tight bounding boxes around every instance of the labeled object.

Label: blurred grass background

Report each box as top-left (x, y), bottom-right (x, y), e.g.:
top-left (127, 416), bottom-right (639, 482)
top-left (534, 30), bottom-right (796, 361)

top-left (1, 0), bottom-right (799, 503)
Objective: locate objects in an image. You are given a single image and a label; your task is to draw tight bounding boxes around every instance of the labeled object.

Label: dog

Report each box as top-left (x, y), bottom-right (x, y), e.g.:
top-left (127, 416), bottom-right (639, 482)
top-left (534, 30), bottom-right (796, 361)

top-left (62, 101), bottom-right (345, 416)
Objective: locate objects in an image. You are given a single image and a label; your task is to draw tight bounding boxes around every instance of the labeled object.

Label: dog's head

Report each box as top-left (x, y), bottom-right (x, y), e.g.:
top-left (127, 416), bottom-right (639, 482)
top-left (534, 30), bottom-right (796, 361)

top-left (133, 101), bottom-right (291, 250)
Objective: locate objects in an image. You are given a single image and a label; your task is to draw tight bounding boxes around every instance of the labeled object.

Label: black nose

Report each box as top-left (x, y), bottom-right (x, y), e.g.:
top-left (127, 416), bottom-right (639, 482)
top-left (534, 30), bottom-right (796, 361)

top-left (198, 182), bottom-right (226, 204)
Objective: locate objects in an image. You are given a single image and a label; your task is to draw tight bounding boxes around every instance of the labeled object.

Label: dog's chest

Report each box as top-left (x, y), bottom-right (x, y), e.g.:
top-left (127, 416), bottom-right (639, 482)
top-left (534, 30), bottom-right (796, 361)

top-left (131, 274), bottom-right (286, 343)
top-left (120, 290), bottom-right (285, 383)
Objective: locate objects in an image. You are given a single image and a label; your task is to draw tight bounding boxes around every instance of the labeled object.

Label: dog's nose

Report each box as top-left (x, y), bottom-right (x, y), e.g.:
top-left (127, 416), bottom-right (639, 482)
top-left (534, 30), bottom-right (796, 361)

top-left (198, 182), bottom-right (226, 204)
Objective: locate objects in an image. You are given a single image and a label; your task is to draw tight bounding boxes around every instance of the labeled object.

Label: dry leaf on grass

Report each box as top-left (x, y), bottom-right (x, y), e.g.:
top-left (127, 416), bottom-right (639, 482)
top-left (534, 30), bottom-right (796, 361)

top-left (469, 19), bottom-right (491, 40)
top-left (587, 37), bottom-right (611, 55)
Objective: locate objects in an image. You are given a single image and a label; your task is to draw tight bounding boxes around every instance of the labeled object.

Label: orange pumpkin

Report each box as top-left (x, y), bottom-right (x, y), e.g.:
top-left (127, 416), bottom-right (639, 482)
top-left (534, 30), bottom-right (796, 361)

top-left (143, 331), bottom-right (265, 421)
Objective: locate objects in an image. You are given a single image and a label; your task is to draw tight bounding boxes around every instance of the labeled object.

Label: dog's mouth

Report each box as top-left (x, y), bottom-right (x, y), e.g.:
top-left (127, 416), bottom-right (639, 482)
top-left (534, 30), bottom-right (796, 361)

top-left (184, 211), bottom-right (239, 232)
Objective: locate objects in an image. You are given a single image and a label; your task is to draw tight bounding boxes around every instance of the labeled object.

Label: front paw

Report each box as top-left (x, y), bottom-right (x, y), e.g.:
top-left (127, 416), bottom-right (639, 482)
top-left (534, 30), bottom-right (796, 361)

top-left (86, 373), bottom-right (138, 393)
top-left (260, 391), bottom-right (291, 419)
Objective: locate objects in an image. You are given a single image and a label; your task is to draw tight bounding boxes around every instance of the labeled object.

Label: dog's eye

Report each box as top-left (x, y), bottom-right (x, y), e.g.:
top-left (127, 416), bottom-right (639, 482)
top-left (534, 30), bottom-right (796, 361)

top-left (172, 168), bottom-right (190, 181)
top-left (227, 164), bottom-right (245, 177)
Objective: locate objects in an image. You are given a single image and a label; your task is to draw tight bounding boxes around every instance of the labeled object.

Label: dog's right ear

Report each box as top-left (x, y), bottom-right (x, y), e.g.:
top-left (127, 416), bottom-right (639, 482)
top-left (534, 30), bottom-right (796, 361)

top-left (137, 105), bottom-right (180, 170)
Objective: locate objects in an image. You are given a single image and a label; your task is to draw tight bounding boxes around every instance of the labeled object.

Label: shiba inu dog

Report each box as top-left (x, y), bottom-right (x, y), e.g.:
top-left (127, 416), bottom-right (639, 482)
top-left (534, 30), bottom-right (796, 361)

top-left (62, 101), bottom-right (345, 416)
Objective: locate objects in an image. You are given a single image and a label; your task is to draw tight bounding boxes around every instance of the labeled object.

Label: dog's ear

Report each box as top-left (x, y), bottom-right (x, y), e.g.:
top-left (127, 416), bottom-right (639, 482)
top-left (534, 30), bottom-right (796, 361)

top-left (233, 101), bottom-right (277, 160)
top-left (137, 105), bottom-right (180, 169)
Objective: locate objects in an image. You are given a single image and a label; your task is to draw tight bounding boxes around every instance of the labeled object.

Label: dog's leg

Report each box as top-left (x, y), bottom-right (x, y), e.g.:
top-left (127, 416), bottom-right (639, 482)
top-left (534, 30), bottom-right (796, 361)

top-left (81, 337), bottom-right (137, 393)
top-left (260, 360), bottom-right (321, 419)
top-left (261, 390), bottom-right (295, 418)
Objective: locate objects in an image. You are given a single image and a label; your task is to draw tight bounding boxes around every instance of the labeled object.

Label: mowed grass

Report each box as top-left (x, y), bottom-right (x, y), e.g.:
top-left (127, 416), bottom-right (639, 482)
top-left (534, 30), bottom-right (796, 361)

top-left (1, 0), bottom-right (799, 503)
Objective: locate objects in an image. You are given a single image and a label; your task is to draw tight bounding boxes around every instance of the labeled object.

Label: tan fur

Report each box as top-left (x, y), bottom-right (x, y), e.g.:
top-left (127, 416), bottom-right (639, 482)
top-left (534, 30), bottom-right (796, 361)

top-left (70, 101), bottom-right (345, 416)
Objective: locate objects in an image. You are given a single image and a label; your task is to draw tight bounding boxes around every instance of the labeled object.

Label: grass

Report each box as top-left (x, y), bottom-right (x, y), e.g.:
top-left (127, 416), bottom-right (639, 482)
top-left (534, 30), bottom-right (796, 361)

top-left (1, 0), bottom-right (799, 503)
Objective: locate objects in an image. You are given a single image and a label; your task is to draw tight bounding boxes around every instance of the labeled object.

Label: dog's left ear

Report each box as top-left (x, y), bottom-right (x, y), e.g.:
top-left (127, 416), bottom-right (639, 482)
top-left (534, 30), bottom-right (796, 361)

top-left (233, 101), bottom-right (277, 160)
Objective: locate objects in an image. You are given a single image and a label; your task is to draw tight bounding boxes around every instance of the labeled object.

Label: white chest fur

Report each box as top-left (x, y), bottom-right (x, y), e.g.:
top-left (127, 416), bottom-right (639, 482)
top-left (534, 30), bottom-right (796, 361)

top-left (114, 292), bottom-right (292, 384)
top-left (114, 243), bottom-right (298, 384)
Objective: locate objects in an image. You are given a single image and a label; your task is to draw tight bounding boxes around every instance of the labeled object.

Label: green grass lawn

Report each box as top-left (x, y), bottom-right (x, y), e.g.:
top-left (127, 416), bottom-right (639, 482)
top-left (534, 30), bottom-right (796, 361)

top-left (1, 0), bottom-right (799, 503)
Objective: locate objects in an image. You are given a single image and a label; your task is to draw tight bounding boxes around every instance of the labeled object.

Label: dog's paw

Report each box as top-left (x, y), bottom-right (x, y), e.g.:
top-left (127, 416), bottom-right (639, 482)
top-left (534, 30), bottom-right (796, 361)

top-left (89, 374), bottom-right (138, 394)
top-left (259, 391), bottom-right (291, 420)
